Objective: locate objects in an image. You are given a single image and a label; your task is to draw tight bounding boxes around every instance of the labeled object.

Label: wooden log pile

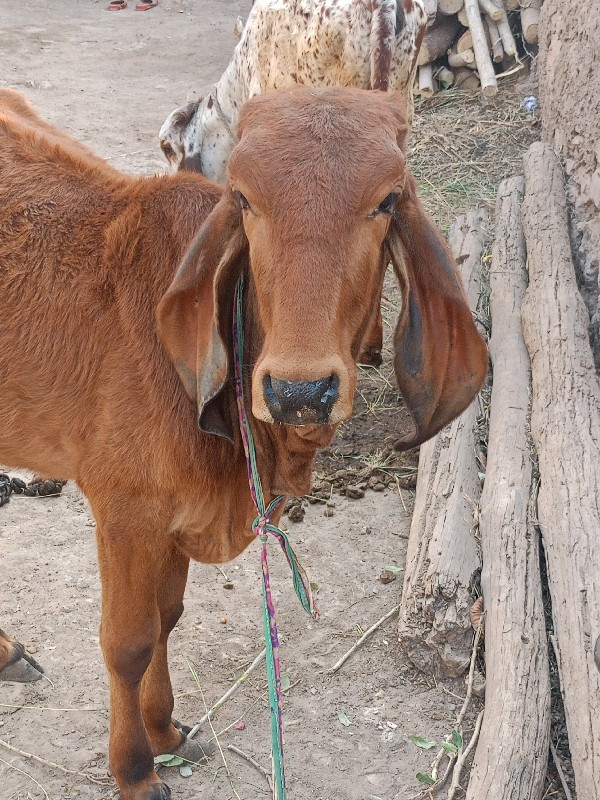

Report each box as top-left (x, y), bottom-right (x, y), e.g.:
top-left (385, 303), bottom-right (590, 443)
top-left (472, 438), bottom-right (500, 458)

top-left (415, 0), bottom-right (542, 98)
top-left (398, 142), bottom-right (600, 797)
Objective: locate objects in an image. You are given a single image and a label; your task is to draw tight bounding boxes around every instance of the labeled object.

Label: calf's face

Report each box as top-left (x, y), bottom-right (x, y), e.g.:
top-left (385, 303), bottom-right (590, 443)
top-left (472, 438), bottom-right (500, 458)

top-left (157, 88), bottom-right (487, 453)
top-left (228, 97), bottom-right (406, 425)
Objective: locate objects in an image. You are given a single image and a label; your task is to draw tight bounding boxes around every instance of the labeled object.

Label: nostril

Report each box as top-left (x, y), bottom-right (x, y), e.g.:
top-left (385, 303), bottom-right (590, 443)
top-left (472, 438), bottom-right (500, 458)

top-left (263, 375), bottom-right (339, 424)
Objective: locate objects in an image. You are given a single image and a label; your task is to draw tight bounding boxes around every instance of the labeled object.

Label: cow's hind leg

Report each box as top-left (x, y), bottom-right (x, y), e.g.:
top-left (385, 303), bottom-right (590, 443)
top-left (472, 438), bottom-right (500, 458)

top-left (95, 508), bottom-right (173, 800)
top-left (140, 546), bottom-right (212, 764)
top-left (0, 628), bottom-right (44, 682)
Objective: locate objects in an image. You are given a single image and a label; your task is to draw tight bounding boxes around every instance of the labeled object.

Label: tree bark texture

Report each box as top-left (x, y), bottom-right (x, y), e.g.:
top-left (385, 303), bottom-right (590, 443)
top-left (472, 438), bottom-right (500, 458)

top-left (521, 142), bottom-right (600, 800)
top-left (466, 176), bottom-right (551, 800)
top-left (398, 208), bottom-right (488, 678)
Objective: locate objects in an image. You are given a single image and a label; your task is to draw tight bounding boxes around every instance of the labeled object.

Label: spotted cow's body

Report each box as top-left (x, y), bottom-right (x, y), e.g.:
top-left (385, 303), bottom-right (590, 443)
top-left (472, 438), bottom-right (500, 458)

top-left (159, 0), bottom-right (427, 182)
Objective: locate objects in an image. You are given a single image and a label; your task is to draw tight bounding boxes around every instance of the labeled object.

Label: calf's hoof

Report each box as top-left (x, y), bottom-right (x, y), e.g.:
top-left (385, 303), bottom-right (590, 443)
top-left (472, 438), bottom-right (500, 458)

top-left (0, 646), bottom-right (44, 683)
top-left (173, 734), bottom-right (215, 763)
top-left (120, 777), bottom-right (171, 800)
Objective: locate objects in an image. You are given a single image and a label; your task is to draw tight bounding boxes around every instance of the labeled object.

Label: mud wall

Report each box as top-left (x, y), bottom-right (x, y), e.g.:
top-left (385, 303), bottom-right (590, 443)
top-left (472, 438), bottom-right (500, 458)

top-left (538, 1), bottom-right (600, 364)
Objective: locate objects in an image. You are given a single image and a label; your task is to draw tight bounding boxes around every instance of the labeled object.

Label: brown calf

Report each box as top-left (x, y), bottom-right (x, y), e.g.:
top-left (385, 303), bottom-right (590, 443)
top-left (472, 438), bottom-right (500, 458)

top-left (0, 87), bottom-right (486, 800)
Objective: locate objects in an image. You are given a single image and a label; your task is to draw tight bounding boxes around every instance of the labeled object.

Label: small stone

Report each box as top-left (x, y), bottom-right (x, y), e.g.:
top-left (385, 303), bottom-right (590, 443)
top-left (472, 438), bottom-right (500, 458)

top-left (364, 527), bottom-right (372, 535)
top-left (287, 504), bottom-right (305, 523)
top-left (379, 569), bottom-right (397, 585)
top-left (223, 581), bottom-right (234, 590)
top-left (346, 485), bottom-right (365, 500)
top-left (368, 476), bottom-right (379, 489)
top-left (373, 482), bottom-right (386, 492)
top-left (324, 507), bottom-right (334, 517)
top-left (220, 617), bottom-right (228, 625)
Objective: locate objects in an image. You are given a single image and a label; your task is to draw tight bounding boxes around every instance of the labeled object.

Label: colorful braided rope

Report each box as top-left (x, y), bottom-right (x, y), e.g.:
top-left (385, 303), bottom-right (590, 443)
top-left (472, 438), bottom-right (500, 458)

top-left (232, 276), bottom-right (319, 799)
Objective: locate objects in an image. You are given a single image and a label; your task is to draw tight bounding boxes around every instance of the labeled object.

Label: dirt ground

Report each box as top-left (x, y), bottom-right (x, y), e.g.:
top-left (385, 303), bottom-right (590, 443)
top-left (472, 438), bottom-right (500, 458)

top-left (0, 2), bottom-right (472, 799)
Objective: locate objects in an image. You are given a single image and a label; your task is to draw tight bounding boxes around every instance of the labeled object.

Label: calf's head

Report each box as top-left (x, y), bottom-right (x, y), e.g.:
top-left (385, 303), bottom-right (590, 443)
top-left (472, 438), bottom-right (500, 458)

top-left (157, 87), bottom-right (487, 454)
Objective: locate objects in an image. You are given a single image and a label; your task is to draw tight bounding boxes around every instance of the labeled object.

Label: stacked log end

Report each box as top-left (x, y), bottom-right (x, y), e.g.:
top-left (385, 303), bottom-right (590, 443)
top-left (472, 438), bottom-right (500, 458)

top-left (415, 0), bottom-right (541, 99)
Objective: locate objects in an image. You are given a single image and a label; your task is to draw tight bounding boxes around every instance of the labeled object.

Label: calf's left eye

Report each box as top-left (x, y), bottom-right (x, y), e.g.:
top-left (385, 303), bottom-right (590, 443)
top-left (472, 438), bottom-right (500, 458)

top-left (377, 193), bottom-right (397, 214)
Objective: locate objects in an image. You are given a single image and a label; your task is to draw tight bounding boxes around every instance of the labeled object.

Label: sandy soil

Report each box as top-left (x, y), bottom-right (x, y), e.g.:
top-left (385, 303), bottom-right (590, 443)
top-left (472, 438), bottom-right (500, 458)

top-left (0, 2), bottom-right (471, 799)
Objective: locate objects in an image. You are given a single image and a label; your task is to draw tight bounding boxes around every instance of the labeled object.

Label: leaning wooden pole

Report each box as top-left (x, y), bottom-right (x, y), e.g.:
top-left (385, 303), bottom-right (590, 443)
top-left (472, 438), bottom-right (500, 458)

top-left (465, 177), bottom-right (550, 800)
top-left (521, 142), bottom-right (600, 800)
top-left (398, 209), bottom-right (487, 677)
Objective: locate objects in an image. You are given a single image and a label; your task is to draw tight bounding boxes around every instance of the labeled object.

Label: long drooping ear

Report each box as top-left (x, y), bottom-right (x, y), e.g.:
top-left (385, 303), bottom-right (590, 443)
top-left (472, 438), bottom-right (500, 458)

top-left (156, 192), bottom-right (247, 441)
top-left (388, 174), bottom-right (488, 450)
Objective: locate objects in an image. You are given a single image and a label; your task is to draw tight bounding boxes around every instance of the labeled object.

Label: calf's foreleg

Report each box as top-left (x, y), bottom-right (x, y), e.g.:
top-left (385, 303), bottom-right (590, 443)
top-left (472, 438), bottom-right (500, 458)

top-left (96, 509), bottom-right (174, 800)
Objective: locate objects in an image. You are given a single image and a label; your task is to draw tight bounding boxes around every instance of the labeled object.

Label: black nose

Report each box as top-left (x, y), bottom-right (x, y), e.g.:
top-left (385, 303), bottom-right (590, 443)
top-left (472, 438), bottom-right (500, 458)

top-left (263, 375), bottom-right (339, 424)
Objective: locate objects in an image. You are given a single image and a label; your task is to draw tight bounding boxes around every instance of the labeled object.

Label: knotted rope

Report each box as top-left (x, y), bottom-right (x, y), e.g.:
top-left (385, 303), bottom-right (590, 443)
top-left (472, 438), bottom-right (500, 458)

top-left (232, 276), bottom-right (318, 799)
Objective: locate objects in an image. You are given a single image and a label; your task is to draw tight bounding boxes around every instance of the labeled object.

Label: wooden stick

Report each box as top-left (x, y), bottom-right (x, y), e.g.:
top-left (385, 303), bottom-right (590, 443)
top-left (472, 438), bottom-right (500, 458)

top-left (519, 0), bottom-right (541, 44)
top-left (464, 0), bottom-right (498, 96)
top-left (418, 64), bottom-right (435, 98)
top-left (478, 0), bottom-right (502, 21)
top-left (485, 15), bottom-right (504, 62)
top-left (521, 141), bottom-right (600, 796)
top-left (448, 47), bottom-right (475, 67)
top-left (422, 0), bottom-right (438, 26)
top-left (435, 65), bottom-right (455, 89)
top-left (227, 745), bottom-right (272, 786)
top-left (496, 9), bottom-right (517, 56)
top-left (398, 210), bottom-right (487, 678)
top-left (327, 604), bottom-right (400, 674)
top-left (438, 0), bottom-right (464, 13)
top-left (448, 710), bottom-right (484, 799)
top-left (454, 68), bottom-right (481, 90)
top-left (417, 14), bottom-right (460, 66)
top-left (550, 741), bottom-right (574, 800)
top-left (0, 738), bottom-right (109, 785)
top-left (187, 648), bottom-right (266, 738)
top-left (465, 177), bottom-right (551, 800)
top-left (0, 756), bottom-right (49, 800)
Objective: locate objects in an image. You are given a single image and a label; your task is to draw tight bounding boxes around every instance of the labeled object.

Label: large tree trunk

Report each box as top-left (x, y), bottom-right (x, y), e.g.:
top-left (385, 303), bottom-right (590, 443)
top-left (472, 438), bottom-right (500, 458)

top-left (465, 177), bottom-right (551, 800)
top-left (398, 209), bottom-right (487, 677)
top-left (521, 142), bottom-right (600, 800)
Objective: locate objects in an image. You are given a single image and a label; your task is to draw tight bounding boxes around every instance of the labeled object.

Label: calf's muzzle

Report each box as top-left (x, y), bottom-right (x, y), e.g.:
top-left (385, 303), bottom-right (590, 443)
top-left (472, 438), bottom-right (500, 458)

top-left (263, 374), bottom-right (339, 425)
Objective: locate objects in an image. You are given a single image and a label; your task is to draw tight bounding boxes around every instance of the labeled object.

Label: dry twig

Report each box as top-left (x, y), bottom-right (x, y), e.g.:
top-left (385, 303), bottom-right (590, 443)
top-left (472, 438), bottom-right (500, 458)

top-left (187, 648), bottom-right (266, 738)
top-left (227, 744), bottom-right (272, 789)
top-left (447, 709), bottom-right (484, 799)
top-left (0, 755), bottom-right (49, 799)
top-left (327, 604), bottom-right (400, 674)
top-left (549, 741), bottom-right (574, 800)
top-left (0, 738), bottom-right (110, 785)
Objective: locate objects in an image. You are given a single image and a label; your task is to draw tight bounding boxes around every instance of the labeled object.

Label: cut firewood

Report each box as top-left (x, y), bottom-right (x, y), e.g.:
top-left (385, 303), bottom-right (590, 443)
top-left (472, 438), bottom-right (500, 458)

top-left (485, 15), bottom-right (504, 62)
top-left (421, 0), bottom-right (438, 26)
top-left (478, 0), bottom-right (503, 22)
top-left (417, 14), bottom-right (461, 65)
top-left (454, 67), bottom-right (481, 89)
top-left (520, 0), bottom-right (541, 44)
top-left (435, 65), bottom-right (455, 88)
top-left (398, 208), bottom-right (488, 678)
top-left (505, 0), bottom-right (520, 8)
top-left (464, 0), bottom-right (498, 96)
top-left (456, 29), bottom-right (474, 53)
top-left (497, 9), bottom-right (517, 56)
top-left (465, 176), bottom-right (551, 800)
top-left (448, 46), bottom-right (476, 67)
top-left (418, 63), bottom-right (435, 97)
top-left (521, 142), bottom-right (600, 800)
top-left (457, 4), bottom-right (468, 24)
top-left (438, 0), bottom-right (464, 14)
